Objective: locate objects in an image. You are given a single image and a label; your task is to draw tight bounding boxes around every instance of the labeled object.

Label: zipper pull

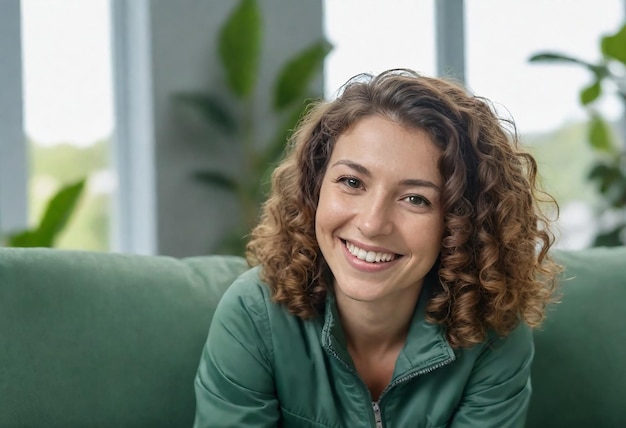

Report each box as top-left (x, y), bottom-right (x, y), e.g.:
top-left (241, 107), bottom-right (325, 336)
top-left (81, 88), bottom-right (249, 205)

top-left (372, 401), bottom-right (383, 428)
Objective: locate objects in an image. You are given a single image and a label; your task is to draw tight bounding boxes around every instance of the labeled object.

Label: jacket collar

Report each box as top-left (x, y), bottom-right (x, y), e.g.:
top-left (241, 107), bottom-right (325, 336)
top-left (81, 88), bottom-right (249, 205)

top-left (320, 274), bottom-right (456, 379)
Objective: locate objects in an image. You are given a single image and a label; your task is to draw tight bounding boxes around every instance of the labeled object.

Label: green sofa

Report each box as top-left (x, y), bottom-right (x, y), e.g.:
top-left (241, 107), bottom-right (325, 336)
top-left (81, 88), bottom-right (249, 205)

top-left (0, 247), bottom-right (624, 427)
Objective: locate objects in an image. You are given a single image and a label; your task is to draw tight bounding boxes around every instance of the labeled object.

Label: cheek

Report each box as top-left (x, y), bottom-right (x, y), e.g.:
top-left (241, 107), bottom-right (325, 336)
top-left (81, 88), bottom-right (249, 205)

top-left (315, 188), bottom-right (334, 231)
top-left (314, 184), bottom-right (330, 235)
top-left (405, 216), bottom-right (444, 254)
top-left (429, 220), bottom-right (445, 255)
top-left (315, 184), bottom-right (350, 239)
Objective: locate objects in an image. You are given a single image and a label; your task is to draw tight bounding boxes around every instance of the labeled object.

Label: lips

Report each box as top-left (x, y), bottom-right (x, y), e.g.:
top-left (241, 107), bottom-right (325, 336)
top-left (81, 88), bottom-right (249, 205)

top-left (343, 240), bottom-right (399, 263)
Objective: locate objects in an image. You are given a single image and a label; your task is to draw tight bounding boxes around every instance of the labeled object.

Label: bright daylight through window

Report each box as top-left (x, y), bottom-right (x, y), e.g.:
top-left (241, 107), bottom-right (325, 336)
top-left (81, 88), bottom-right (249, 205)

top-left (325, 0), bottom-right (625, 248)
top-left (20, 0), bottom-right (114, 251)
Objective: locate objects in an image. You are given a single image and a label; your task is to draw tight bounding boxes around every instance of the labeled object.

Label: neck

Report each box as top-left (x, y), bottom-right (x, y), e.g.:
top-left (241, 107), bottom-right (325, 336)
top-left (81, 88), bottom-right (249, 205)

top-left (334, 286), bottom-right (422, 356)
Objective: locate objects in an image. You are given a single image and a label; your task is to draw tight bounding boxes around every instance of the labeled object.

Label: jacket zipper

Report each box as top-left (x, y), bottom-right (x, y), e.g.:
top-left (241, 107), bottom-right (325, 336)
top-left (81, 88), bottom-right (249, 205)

top-left (326, 348), bottom-right (379, 427)
top-left (327, 346), bottom-right (455, 428)
top-left (373, 357), bottom-right (454, 428)
top-left (384, 357), bottom-right (455, 394)
top-left (372, 401), bottom-right (383, 428)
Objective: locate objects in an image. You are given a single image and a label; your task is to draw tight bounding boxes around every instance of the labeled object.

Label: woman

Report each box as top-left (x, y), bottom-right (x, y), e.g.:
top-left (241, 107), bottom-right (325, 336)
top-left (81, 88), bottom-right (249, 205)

top-left (193, 69), bottom-right (560, 427)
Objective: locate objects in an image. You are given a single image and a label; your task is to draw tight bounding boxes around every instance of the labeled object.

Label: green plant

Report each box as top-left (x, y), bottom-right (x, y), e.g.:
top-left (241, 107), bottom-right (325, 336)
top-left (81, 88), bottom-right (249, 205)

top-left (174, 0), bottom-right (331, 255)
top-left (529, 22), bottom-right (626, 246)
top-left (3, 178), bottom-right (86, 247)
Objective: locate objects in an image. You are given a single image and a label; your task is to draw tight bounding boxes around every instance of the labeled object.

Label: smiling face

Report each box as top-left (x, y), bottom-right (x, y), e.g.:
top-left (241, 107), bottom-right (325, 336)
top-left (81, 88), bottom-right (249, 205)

top-left (315, 115), bottom-right (444, 306)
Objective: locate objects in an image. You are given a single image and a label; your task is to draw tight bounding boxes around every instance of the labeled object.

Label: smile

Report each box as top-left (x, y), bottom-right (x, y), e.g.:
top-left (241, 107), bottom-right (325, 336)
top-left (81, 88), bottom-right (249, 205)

top-left (344, 240), bottom-right (399, 263)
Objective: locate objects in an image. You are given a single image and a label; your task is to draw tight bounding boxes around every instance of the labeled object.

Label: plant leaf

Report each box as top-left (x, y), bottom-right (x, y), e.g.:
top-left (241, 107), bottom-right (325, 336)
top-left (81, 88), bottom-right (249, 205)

top-left (255, 98), bottom-right (317, 203)
top-left (273, 39), bottom-right (332, 111)
top-left (601, 23), bottom-right (626, 65)
top-left (34, 179), bottom-right (86, 247)
top-left (588, 162), bottom-right (618, 192)
top-left (593, 227), bottom-right (624, 247)
top-left (193, 170), bottom-right (238, 191)
top-left (580, 80), bottom-right (602, 105)
top-left (218, 0), bottom-right (262, 98)
top-left (529, 52), bottom-right (593, 67)
top-left (588, 114), bottom-right (615, 154)
top-left (173, 92), bottom-right (237, 134)
top-left (529, 52), bottom-right (608, 78)
top-left (6, 230), bottom-right (40, 248)
top-left (264, 97), bottom-right (315, 167)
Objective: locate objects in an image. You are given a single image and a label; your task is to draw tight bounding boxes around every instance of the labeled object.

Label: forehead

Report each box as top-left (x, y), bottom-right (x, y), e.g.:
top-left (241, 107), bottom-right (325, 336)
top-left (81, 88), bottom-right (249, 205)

top-left (329, 116), bottom-right (442, 182)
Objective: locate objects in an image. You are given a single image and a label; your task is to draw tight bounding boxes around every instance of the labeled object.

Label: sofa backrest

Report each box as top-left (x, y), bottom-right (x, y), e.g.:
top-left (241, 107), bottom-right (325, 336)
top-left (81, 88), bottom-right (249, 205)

top-left (1, 246), bottom-right (625, 427)
top-left (526, 246), bottom-right (626, 427)
top-left (0, 248), bottom-right (248, 428)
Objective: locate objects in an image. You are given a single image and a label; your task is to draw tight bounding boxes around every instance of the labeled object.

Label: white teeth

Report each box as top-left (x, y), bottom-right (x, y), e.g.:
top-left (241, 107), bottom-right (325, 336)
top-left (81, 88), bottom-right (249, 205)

top-left (345, 241), bottom-right (396, 263)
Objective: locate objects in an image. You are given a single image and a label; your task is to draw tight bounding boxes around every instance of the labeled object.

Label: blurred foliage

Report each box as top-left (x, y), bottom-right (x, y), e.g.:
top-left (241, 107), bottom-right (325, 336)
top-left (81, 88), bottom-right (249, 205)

top-left (174, 0), bottom-right (332, 255)
top-left (16, 139), bottom-right (111, 251)
top-left (530, 22), bottom-right (626, 246)
top-left (30, 139), bottom-right (109, 181)
top-left (3, 179), bottom-right (86, 248)
top-left (525, 121), bottom-right (598, 204)
top-left (56, 190), bottom-right (109, 251)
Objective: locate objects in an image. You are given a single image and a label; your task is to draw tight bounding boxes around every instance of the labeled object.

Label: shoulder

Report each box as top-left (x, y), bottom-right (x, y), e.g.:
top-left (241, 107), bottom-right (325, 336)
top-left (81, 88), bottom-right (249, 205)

top-left (466, 321), bottom-right (534, 383)
top-left (209, 267), bottom-right (277, 358)
top-left (221, 266), bottom-right (271, 302)
top-left (215, 266), bottom-right (302, 328)
top-left (212, 267), bottom-right (272, 325)
top-left (215, 266), bottom-right (276, 315)
top-left (448, 322), bottom-right (534, 425)
top-left (483, 321), bottom-right (533, 357)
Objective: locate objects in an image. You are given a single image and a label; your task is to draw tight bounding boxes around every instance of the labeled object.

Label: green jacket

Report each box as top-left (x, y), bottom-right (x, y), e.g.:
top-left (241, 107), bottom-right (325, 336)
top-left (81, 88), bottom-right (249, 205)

top-left (194, 267), bottom-right (533, 427)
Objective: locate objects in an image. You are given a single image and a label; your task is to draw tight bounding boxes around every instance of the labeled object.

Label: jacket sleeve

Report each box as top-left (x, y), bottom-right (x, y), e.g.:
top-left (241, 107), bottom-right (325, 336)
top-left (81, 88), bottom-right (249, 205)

top-left (449, 323), bottom-right (534, 428)
top-left (193, 279), bottom-right (280, 428)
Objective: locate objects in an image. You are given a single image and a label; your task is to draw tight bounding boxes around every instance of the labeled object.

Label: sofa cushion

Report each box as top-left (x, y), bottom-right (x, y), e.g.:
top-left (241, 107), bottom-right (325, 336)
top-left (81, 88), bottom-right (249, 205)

top-left (0, 248), bottom-right (248, 428)
top-left (527, 247), bottom-right (626, 427)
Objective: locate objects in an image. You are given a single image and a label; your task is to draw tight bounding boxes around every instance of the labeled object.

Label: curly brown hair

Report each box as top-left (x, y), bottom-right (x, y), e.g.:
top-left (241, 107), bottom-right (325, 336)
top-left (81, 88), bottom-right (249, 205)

top-left (246, 69), bottom-right (560, 349)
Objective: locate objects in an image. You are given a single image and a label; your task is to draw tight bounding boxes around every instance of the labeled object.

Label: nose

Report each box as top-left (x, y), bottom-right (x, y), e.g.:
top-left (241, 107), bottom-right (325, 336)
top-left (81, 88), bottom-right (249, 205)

top-left (356, 192), bottom-right (394, 238)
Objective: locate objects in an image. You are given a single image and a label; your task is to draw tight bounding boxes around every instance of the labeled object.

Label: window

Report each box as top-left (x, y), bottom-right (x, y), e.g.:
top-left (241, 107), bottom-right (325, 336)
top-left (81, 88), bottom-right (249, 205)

top-left (465, 0), bottom-right (624, 248)
top-left (324, 0), bottom-right (436, 98)
top-left (21, 0), bottom-right (115, 250)
top-left (325, 0), bottom-right (625, 248)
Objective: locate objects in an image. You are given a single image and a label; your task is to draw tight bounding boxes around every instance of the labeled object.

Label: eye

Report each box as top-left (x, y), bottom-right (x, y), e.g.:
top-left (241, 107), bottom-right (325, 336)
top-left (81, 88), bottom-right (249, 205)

top-left (403, 195), bottom-right (431, 207)
top-left (334, 176), bottom-right (363, 189)
top-left (345, 177), bottom-right (361, 188)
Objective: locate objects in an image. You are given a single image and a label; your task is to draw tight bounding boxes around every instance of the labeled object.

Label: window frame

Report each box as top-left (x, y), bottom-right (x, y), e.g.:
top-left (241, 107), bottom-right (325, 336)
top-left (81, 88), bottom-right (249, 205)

top-left (0, 0), bottom-right (28, 237)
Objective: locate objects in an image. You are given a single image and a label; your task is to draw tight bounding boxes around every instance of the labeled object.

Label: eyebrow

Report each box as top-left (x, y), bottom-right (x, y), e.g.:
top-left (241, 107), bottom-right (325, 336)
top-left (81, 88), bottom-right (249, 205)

top-left (331, 159), bottom-right (442, 192)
